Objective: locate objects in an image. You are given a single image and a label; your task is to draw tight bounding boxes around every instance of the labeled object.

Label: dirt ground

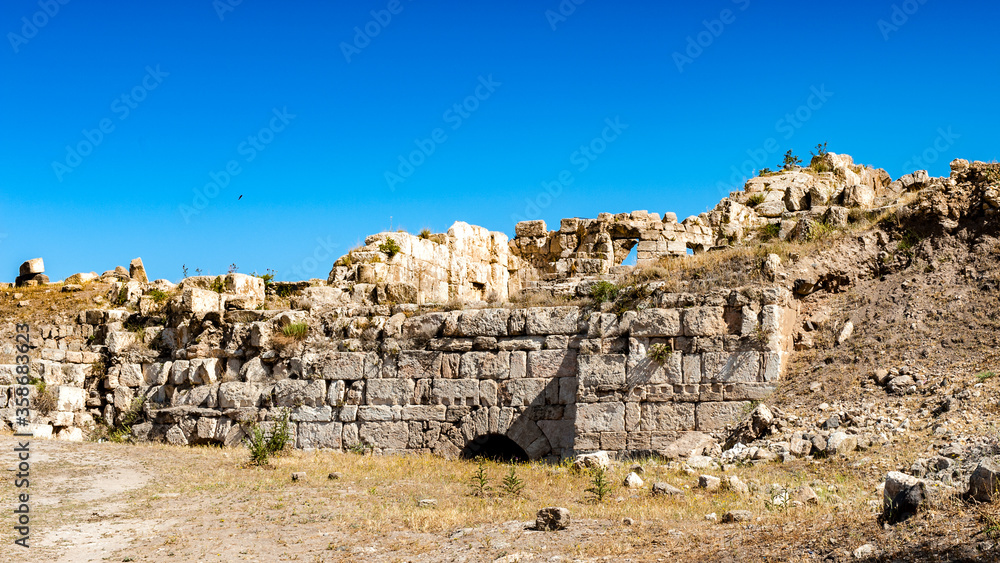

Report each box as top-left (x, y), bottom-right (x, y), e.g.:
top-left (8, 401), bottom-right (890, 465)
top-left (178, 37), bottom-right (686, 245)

top-left (0, 435), bottom-right (995, 563)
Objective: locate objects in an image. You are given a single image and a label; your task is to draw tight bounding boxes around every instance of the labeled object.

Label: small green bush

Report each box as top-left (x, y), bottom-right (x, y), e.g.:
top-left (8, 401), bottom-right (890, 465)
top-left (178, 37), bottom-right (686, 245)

top-left (419, 228), bottom-right (432, 239)
top-left (147, 289), bottom-right (170, 304)
top-left (589, 281), bottom-right (620, 305)
top-left (282, 322), bottom-right (309, 340)
top-left (500, 465), bottom-right (525, 497)
top-left (647, 343), bottom-right (673, 365)
top-left (782, 150), bottom-right (801, 170)
top-left (759, 223), bottom-right (781, 242)
top-left (976, 371), bottom-right (996, 382)
top-left (585, 468), bottom-right (614, 503)
top-left (469, 460), bottom-right (493, 498)
top-left (379, 238), bottom-right (401, 258)
top-left (210, 276), bottom-right (225, 294)
top-left (747, 194), bottom-right (766, 207)
top-left (245, 409), bottom-right (291, 466)
top-left (758, 167), bottom-right (772, 176)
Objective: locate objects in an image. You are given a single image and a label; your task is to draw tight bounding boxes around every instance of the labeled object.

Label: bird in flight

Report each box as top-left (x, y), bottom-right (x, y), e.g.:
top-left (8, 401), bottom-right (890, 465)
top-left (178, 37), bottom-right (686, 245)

top-left (238, 195), bottom-right (243, 200)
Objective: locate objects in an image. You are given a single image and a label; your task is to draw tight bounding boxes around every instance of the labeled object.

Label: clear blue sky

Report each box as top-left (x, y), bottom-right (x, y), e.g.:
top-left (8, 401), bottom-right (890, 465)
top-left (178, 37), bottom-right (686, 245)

top-left (2, 0), bottom-right (997, 282)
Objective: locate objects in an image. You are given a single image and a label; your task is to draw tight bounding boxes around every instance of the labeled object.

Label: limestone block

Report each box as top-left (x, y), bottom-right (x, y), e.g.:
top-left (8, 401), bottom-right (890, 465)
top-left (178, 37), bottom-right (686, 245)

top-left (459, 351), bottom-right (511, 379)
top-left (19, 258), bottom-right (44, 276)
top-left (639, 403), bottom-right (696, 432)
top-left (526, 350), bottom-right (577, 379)
top-left (631, 309), bottom-right (682, 337)
top-left (538, 419), bottom-right (575, 452)
top-left (576, 402), bottom-right (626, 433)
top-left (682, 307), bottom-right (726, 337)
top-left (507, 378), bottom-right (550, 407)
top-left (432, 379), bottom-right (480, 406)
top-left (273, 379), bottom-right (326, 408)
top-left (515, 220), bottom-right (547, 237)
top-left (480, 380), bottom-right (499, 406)
top-left (291, 406), bottom-right (334, 422)
top-left (558, 377), bottom-right (577, 404)
top-left (627, 350), bottom-right (682, 385)
top-left (578, 354), bottom-right (626, 388)
top-left (54, 386), bottom-right (85, 411)
top-left (181, 288), bottom-right (224, 315)
top-left (359, 421), bottom-right (408, 449)
top-left (105, 331), bottom-right (136, 354)
top-left (297, 422), bottom-right (343, 449)
top-left (170, 360), bottom-right (191, 385)
top-left (401, 312), bottom-right (447, 340)
top-left (525, 307), bottom-right (580, 335)
top-left (144, 362), bottom-right (172, 386)
top-left (401, 405), bottom-right (447, 421)
top-left (397, 351), bottom-right (442, 378)
top-left (171, 385), bottom-right (218, 408)
top-left (190, 358), bottom-right (222, 385)
top-left (695, 401), bottom-right (750, 431)
top-left (457, 309), bottom-right (509, 337)
top-left (357, 405), bottom-right (396, 421)
top-left (509, 351), bottom-right (527, 378)
top-left (302, 352), bottom-right (367, 380)
top-left (129, 257), bottom-right (148, 283)
top-left (218, 382), bottom-right (262, 408)
top-left (239, 357), bottom-right (271, 383)
top-left (365, 379), bottom-right (415, 406)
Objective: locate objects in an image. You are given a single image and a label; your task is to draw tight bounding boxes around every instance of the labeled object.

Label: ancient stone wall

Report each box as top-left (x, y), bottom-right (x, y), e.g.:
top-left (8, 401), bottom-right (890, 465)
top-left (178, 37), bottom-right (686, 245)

top-left (326, 222), bottom-right (519, 305)
top-left (0, 281), bottom-right (797, 461)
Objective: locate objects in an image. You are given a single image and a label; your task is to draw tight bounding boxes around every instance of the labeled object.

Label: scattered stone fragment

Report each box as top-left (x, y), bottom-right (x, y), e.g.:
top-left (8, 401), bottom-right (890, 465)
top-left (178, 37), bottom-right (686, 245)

top-left (725, 476), bottom-right (750, 497)
top-left (852, 544), bottom-right (875, 559)
top-left (968, 458), bottom-right (999, 503)
top-left (721, 510), bottom-right (753, 523)
top-left (573, 451), bottom-right (610, 472)
top-left (651, 482), bottom-right (684, 496)
top-left (623, 472), bottom-right (644, 489)
top-left (328, 472), bottom-right (342, 480)
top-left (417, 498), bottom-right (437, 508)
top-left (792, 485), bottom-right (819, 505)
top-left (698, 475), bottom-right (721, 491)
top-left (535, 507), bottom-right (570, 531)
top-left (291, 472), bottom-right (307, 481)
top-left (704, 513), bottom-right (718, 522)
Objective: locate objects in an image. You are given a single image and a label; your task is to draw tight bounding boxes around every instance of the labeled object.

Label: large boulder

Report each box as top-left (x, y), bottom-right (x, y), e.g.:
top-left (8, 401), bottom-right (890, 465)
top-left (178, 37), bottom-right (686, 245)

top-left (535, 507), bottom-right (570, 531)
top-left (130, 257), bottom-right (148, 283)
top-left (883, 471), bottom-right (925, 523)
top-left (19, 258), bottom-right (44, 276)
top-left (969, 458), bottom-right (1000, 503)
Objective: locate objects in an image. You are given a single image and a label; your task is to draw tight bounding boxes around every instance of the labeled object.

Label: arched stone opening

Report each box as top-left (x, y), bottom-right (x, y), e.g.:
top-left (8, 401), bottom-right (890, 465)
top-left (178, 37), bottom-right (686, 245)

top-left (460, 433), bottom-right (529, 462)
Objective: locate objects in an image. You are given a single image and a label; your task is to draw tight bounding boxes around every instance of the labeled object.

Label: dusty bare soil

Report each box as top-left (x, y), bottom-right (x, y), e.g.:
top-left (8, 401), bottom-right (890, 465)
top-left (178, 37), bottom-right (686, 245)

top-left (0, 435), bottom-right (996, 563)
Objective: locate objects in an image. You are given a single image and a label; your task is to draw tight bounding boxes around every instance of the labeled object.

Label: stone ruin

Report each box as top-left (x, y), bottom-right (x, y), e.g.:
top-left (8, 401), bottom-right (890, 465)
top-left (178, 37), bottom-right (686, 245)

top-left (1, 153), bottom-right (989, 461)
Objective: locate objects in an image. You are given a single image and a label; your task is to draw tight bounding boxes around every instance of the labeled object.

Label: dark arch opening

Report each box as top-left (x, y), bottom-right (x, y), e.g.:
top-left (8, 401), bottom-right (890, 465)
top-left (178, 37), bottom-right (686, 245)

top-left (461, 434), bottom-right (529, 462)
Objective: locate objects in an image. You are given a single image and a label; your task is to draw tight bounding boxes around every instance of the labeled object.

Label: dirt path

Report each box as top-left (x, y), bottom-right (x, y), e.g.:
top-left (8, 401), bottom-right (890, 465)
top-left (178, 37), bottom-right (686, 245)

top-left (0, 437), bottom-right (154, 563)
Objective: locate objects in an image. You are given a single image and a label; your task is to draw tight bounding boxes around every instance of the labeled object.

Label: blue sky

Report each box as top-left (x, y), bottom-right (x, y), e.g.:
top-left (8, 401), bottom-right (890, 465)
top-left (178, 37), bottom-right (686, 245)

top-left (1, 0), bottom-right (997, 282)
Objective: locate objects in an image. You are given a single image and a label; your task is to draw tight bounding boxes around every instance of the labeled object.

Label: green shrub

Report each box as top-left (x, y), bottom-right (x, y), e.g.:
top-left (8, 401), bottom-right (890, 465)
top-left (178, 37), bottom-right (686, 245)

top-left (500, 466), bottom-right (525, 497)
top-left (589, 281), bottom-right (620, 305)
top-left (759, 223), bottom-right (781, 242)
top-left (647, 343), bottom-right (673, 365)
top-left (976, 371), bottom-right (996, 382)
top-left (811, 142), bottom-right (828, 158)
top-left (811, 160), bottom-right (832, 174)
top-left (245, 409), bottom-right (291, 466)
top-left (758, 167), bottom-right (772, 176)
top-left (781, 150), bottom-right (801, 170)
top-left (585, 468), bottom-right (614, 503)
top-left (379, 238), bottom-right (401, 258)
top-left (147, 289), bottom-right (170, 304)
top-left (210, 276), bottom-right (225, 293)
top-left (469, 460), bottom-right (492, 498)
top-left (282, 322), bottom-right (309, 340)
top-left (252, 269), bottom-right (276, 293)
top-left (747, 194), bottom-right (766, 207)
top-left (419, 228), bottom-right (432, 239)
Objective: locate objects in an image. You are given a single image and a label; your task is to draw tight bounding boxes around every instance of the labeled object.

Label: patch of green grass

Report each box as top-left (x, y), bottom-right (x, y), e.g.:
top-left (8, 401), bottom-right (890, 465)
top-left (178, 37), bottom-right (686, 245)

top-left (147, 289), bottom-right (170, 304)
top-left (245, 409), bottom-right (291, 466)
top-left (282, 322), bottom-right (309, 340)
top-left (747, 194), bottom-right (766, 207)
top-left (419, 228), bottom-right (432, 239)
top-left (379, 238), bottom-right (401, 258)
top-left (759, 222), bottom-right (781, 242)
top-left (647, 343), bottom-right (673, 365)
top-left (976, 371), bottom-right (996, 382)
top-left (210, 276), bottom-right (225, 294)
top-left (589, 281), bottom-right (620, 305)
